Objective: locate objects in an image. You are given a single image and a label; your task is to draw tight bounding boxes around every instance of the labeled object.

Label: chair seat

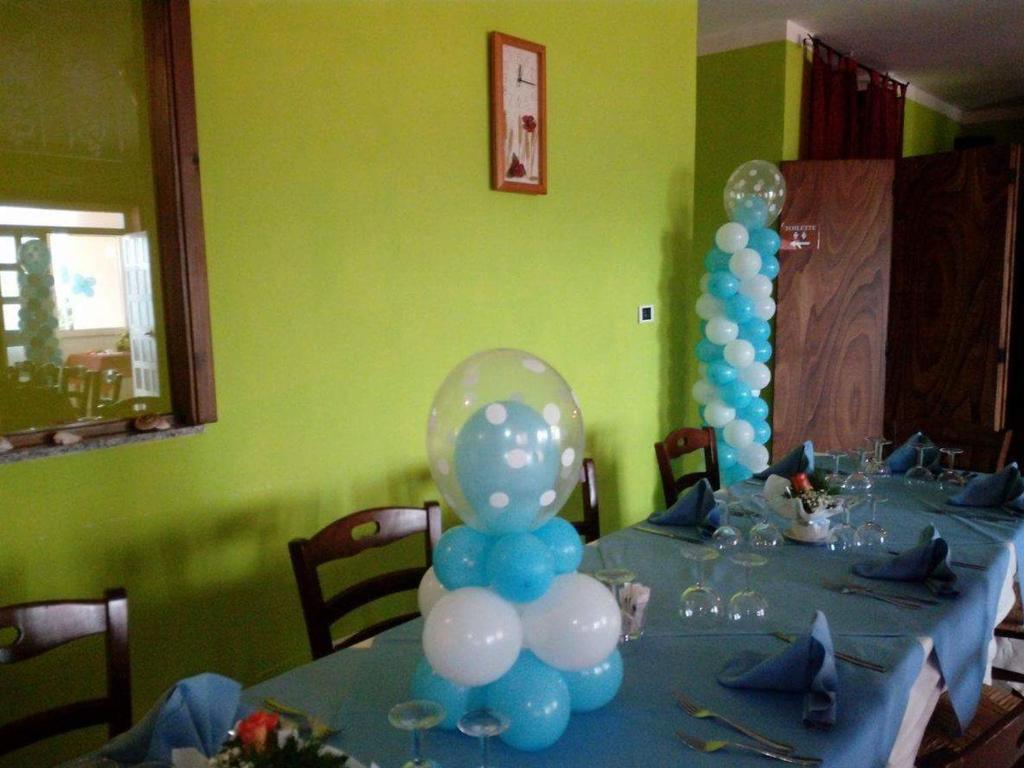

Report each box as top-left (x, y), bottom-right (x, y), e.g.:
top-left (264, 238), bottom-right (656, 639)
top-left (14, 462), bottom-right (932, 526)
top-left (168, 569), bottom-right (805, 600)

top-left (917, 685), bottom-right (1024, 767)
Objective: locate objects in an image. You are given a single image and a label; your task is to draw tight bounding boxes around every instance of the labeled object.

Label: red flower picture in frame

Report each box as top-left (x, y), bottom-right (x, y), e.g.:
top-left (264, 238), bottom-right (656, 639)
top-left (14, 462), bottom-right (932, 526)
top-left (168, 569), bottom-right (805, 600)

top-left (490, 32), bottom-right (547, 194)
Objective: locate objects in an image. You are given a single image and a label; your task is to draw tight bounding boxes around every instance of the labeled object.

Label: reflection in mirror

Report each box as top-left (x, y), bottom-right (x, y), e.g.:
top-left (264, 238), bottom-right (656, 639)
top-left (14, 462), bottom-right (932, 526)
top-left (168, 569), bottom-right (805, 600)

top-left (0, 0), bottom-right (171, 434)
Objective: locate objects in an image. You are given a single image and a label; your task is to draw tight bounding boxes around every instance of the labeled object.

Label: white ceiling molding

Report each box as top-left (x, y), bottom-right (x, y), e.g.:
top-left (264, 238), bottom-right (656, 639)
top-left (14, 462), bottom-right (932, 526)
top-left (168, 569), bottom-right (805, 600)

top-left (960, 104), bottom-right (1024, 125)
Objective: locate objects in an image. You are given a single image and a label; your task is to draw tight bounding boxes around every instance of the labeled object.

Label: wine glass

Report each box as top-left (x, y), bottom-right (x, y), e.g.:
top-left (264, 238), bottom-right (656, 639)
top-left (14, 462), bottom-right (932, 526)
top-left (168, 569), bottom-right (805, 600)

top-left (745, 494), bottom-right (783, 548)
top-left (594, 568), bottom-right (636, 644)
top-left (727, 550), bottom-right (768, 625)
top-left (864, 437), bottom-right (892, 477)
top-left (905, 444), bottom-right (936, 486)
top-left (389, 700), bottom-right (446, 768)
top-left (855, 496), bottom-right (888, 550)
top-left (842, 449), bottom-right (873, 495)
top-left (827, 495), bottom-right (863, 555)
top-left (938, 447), bottom-right (966, 490)
top-left (458, 708), bottom-right (510, 768)
top-left (678, 543), bottom-right (722, 626)
top-left (711, 502), bottom-right (743, 551)
top-left (824, 450), bottom-right (845, 491)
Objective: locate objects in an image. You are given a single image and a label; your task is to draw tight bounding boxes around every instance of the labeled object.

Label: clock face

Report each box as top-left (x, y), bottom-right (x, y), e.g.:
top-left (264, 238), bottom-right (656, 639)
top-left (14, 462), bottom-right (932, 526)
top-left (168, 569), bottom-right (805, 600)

top-left (501, 44), bottom-right (540, 184)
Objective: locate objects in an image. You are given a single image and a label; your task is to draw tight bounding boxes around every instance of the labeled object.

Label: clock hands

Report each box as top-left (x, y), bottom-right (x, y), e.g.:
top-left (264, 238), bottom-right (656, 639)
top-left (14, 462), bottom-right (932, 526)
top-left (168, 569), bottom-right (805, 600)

top-left (516, 64), bottom-right (535, 86)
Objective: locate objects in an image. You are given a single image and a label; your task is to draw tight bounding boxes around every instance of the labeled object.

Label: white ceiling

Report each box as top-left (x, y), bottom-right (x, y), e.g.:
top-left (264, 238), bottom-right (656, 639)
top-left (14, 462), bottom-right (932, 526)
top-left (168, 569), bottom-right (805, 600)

top-left (699, 0), bottom-right (1024, 119)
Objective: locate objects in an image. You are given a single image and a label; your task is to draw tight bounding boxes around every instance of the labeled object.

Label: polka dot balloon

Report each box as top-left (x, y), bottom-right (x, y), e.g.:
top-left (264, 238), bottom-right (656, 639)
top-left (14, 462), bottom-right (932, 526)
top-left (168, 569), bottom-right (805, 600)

top-left (723, 160), bottom-right (786, 228)
top-left (427, 349), bottom-right (584, 535)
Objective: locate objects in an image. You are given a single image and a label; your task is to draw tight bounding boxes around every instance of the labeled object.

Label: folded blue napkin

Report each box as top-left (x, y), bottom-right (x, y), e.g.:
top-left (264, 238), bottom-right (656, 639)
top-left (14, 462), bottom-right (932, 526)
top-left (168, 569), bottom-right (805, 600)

top-left (885, 432), bottom-right (940, 474)
top-left (754, 441), bottom-right (814, 480)
top-left (648, 478), bottom-right (722, 528)
top-left (718, 610), bottom-right (837, 729)
top-left (949, 463), bottom-right (1024, 511)
top-left (100, 673), bottom-right (243, 763)
top-left (853, 525), bottom-right (958, 596)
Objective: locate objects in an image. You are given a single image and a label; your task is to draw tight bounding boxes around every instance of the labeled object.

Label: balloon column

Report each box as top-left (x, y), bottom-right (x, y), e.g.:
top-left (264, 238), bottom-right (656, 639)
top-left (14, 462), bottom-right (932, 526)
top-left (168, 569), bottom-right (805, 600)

top-left (693, 160), bottom-right (786, 486)
top-left (415, 349), bottom-right (623, 751)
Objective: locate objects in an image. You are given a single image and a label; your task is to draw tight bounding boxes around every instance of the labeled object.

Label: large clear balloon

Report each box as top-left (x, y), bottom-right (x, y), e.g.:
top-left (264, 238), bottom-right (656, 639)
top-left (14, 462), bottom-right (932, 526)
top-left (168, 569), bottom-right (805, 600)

top-left (427, 349), bottom-right (584, 535)
top-left (423, 587), bottom-right (523, 687)
top-left (521, 573), bottom-right (621, 671)
top-left (724, 160), bottom-right (786, 227)
top-left (485, 651), bottom-right (571, 751)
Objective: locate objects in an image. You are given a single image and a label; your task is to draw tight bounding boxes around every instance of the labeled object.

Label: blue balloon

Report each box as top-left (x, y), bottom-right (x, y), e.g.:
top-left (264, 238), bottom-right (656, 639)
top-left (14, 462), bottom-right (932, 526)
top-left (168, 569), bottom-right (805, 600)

top-left (434, 526), bottom-right (491, 590)
top-left (731, 197), bottom-right (769, 229)
top-left (532, 518), bottom-right (583, 574)
top-left (717, 441), bottom-right (737, 469)
top-left (752, 419), bottom-right (772, 444)
top-left (703, 247), bottom-right (731, 272)
top-left (708, 270), bottom-right (739, 299)
top-left (706, 360), bottom-right (738, 386)
top-left (739, 397), bottom-right (770, 423)
top-left (454, 401), bottom-right (560, 535)
top-left (486, 652), bottom-right (571, 751)
top-left (721, 464), bottom-right (751, 487)
top-left (411, 657), bottom-right (483, 729)
top-left (759, 254), bottom-right (781, 279)
top-left (563, 649), bottom-right (623, 712)
top-left (695, 339), bottom-right (723, 363)
top-left (747, 227), bottom-right (781, 259)
top-left (718, 379), bottom-right (752, 410)
top-left (738, 318), bottom-right (771, 343)
top-left (753, 340), bottom-right (773, 363)
top-left (724, 294), bottom-right (754, 323)
top-left (487, 533), bottom-right (555, 602)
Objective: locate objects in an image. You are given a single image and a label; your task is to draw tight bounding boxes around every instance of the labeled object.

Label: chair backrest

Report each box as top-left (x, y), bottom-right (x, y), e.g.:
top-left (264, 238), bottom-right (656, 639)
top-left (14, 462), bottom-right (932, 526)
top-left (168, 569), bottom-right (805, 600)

top-left (572, 457), bottom-right (600, 543)
top-left (654, 426), bottom-right (719, 507)
top-left (289, 503), bottom-right (442, 659)
top-left (59, 365), bottom-right (95, 415)
top-left (891, 420), bottom-right (1013, 474)
top-left (89, 369), bottom-right (124, 413)
top-left (0, 588), bottom-right (131, 756)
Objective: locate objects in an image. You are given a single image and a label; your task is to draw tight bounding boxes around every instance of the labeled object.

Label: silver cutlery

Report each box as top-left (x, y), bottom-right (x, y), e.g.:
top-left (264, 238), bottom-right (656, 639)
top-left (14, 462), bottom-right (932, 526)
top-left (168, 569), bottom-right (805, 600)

top-left (823, 581), bottom-right (922, 609)
top-left (633, 524), bottom-right (704, 544)
top-left (772, 632), bottom-right (887, 673)
top-left (675, 690), bottom-right (794, 753)
top-left (842, 582), bottom-right (940, 606)
top-left (886, 548), bottom-right (985, 571)
top-left (676, 731), bottom-right (821, 765)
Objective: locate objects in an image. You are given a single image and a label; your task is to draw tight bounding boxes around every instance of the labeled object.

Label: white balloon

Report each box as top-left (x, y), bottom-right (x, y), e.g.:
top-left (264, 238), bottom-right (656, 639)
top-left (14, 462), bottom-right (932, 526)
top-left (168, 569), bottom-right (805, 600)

top-left (691, 378), bottom-right (715, 405)
top-left (740, 362), bottom-right (771, 390)
top-left (723, 339), bottom-right (755, 369)
top-left (739, 443), bottom-right (770, 473)
top-left (695, 293), bottom-right (722, 321)
top-left (739, 274), bottom-right (773, 299)
top-left (715, 222), bottom-right (749, 254)
top-left (752, 296), bottom-right (776, 321)
top-left (705, 316), bottom-right (739, 345)
top-left (704, 399), bottom-right (736, 428)
top-left (729, 248), bottom-right (762, 279)
top-left (699, 273), bottom-right (711, 293)
top-left (521, 573), bottom-right (621, 671)
top-left (417, 567), bottom-right (447, 618)
top-left (423, 587), bottom-right (523, 687)
top-left (723, 419), bottom-right (754, 449)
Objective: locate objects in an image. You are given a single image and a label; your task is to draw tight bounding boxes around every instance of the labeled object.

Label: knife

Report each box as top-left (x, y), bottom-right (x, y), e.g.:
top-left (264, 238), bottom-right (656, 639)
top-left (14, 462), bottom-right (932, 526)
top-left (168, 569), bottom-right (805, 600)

top-left (633, 524), bottom-right (705, 544)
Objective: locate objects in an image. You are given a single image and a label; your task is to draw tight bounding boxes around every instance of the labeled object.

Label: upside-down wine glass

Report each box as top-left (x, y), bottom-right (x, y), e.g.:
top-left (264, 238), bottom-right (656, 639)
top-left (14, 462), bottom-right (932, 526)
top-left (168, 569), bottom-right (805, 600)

top-left (827, 495), bottom-right (864, 555)
top-left (389, 700), bottom-right (446, 768)
top-left (458, 708), bottom-right (510, 768)
top-left (855, 496), bottom-right (888, 550)
top-left (905, 444), bottom-right (936, 486)
top-left (745, 493), bottom-right (783, 549)
top-left (711, 502), bottom-right (743, 552)
top-left (938, 448), bottom-right (966, 490)
top-left (842, 449), bottom-right (873, 495)
top-left (727, 549), bottom-right (768, 625)
top-left (824, 450), bottom-right (845, 491)
top-left (864, 437), bottom-right (892, 478)
top-left (678, 542), bottom-right (722, 627)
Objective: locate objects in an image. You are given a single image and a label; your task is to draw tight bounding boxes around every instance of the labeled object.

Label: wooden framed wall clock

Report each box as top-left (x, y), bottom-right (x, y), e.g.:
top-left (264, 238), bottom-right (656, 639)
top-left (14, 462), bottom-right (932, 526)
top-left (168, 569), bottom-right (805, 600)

top-left (490, 32), bottom-right (547, 194)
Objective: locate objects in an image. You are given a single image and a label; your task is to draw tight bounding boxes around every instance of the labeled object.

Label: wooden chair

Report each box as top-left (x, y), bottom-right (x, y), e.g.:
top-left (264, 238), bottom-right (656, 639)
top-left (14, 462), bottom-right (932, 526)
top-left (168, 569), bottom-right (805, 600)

top-left (654, 426), bottom-right (720, 506)
top-left (890, 421), bottom-right (1012, 474)
top-left (289, 503), bottom-right (442, 660)
top-left (571, 457), bottom-right (600, 543)
top-left (917, 685), bottom-right (1024, 767)
top-left (0, 588), bottom-right (131, 756)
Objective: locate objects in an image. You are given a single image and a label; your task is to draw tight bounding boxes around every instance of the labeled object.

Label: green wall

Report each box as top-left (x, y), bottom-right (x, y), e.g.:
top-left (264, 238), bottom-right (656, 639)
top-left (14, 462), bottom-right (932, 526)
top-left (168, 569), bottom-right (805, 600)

top-left (903, 99), bottom-right (961, 157)
top-left (0, 1), bottom-right (698, 764)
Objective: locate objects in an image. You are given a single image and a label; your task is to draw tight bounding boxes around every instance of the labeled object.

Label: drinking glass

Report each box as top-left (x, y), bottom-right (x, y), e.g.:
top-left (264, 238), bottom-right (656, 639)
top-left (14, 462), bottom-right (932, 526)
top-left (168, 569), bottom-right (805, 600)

top-left (938, 448), bottom-right (966, 490)
top-left (727, 551), bottom-right (768, 625)
top-left (389, 700), bottom-right (446, 768)
top-left (827, 495), bottom-right (863, 555)
top-left (855, 496), bottom-right (888, 550)
top-left (904, 444), bottom-right (935, 486)
top-left (458, 708), bottom-right (510, 768)
top-left (864, 437), bottom-right (892, 477)
top-left (745, 494), bottom-right (783, 549)
top-left (842, 449), bottom-right (873, 495)
top-left (678, 543), bottom-right (722, 626)
top-left (594, 568), bottom-right (637, 644)
top-left (711, 502), bottom-right (743, 552)
top-left (824, 450), bottom-right (845, 491)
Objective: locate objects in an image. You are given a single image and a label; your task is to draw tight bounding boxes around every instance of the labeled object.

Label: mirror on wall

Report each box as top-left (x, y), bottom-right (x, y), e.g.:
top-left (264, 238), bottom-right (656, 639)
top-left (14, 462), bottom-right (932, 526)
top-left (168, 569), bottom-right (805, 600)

top-left (0, 0), bottom-right (172, 434)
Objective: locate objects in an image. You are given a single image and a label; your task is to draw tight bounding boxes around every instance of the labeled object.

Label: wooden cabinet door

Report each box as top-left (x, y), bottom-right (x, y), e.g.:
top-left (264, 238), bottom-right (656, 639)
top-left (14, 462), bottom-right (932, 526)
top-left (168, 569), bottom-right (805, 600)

top-left (774, 159), bottom-right (894, 455)
top-left (885, 145), bottom-right (1020, 436)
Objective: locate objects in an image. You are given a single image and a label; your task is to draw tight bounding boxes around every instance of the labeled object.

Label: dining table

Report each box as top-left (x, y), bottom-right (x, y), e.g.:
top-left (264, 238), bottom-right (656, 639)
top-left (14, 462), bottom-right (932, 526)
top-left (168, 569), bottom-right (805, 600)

top-left (245, 469), bottom-right (1024, 768)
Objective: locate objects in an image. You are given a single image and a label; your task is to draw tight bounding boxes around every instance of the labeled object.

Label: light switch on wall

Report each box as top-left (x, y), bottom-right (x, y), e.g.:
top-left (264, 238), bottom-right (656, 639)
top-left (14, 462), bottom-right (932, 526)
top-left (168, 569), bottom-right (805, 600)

top-left (638, 304), bottom-right (654, 323)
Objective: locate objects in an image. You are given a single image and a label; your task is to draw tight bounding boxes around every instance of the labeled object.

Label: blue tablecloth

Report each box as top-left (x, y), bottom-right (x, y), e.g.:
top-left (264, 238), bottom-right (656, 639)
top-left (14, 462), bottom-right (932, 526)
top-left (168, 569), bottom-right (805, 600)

top-left (243, 475), bottom-right (1024, 768)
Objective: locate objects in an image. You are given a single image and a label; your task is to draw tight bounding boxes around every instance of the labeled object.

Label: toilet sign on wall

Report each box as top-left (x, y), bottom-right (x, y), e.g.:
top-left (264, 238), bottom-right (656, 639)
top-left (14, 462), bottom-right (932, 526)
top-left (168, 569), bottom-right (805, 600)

top-left (780, 223), bottom-right (819, 252)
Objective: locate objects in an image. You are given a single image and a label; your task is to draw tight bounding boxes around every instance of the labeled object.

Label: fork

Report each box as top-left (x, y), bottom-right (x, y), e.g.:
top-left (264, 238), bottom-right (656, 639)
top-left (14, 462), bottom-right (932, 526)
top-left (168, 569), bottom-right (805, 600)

top-left (824, 581), bottom-right (922, 609)
top-left (676, 731), bottom-right (821, 765)
top-left (675, 691), bottom-right (793, 753)
top-left (841, 582), bottom-right (939, 606)
top-left (885, 549), bottom-right (985, 571)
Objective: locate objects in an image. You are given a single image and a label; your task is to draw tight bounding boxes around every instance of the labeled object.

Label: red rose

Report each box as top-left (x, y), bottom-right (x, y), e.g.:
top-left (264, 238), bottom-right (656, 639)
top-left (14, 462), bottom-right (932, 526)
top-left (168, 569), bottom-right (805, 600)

top-left (507, 153), bottom-right (526, 178)
top-left (522, 115), bottom-right (537, 132)
top-left (790, 472), bottom-right (812, 493)
top-left (236, 711), bottom-right (280, 753)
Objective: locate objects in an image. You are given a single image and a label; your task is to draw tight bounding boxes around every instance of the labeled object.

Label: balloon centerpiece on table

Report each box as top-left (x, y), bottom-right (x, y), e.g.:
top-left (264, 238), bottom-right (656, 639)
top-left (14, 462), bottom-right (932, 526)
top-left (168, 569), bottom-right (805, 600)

top-left (693, 160), bottom-right (786, 486)
top-left (413, 349), bottom-right (624, 751)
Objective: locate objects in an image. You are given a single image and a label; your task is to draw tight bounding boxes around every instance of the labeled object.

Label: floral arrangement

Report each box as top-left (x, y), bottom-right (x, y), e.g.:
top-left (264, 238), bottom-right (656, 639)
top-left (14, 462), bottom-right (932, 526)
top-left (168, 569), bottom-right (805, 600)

top-left (209, 711), bottom-right (347, 768)
top-left (786, 472), bottom-right (843, 516)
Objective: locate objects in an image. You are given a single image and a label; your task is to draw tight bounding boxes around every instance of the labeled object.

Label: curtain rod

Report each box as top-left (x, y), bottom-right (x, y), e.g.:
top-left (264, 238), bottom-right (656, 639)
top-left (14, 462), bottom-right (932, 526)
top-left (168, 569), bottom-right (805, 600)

top-left (805, 35), bottom-right (909, 89)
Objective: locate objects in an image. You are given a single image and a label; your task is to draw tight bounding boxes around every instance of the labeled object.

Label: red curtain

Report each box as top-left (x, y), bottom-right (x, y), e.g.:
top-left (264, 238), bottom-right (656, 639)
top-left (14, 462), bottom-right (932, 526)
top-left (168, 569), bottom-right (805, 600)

top-left (806, 39), bottom-right (906, 160)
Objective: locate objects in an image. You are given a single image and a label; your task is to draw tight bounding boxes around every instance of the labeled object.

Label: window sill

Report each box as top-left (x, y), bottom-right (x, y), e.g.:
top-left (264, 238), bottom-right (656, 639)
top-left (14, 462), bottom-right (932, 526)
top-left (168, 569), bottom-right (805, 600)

top-left (0, 424), bottom-right (204, 465)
